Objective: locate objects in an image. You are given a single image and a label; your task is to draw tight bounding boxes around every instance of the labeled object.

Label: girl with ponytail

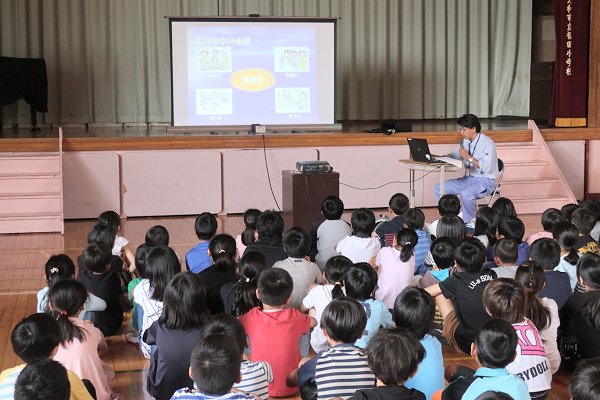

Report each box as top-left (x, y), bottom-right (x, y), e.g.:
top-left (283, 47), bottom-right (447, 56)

top-left (374, 228), bottom-right (418, 309)
top-left (221, 251), bottom-right (268, 316)
top-left (198, 234), bottom-right (237, 315)
top-left (300, 255), bottom-right (353, 352)
top-left (553, 220), bottom-right (580, 291)
top-left (515, 261), bottom-right (560, 374)
top-left (236, 208), bottom-right (261, 255)
top-left (561, 253), bottom-right (600, 359)
top-left (49, 280), bottom-right (115, 400)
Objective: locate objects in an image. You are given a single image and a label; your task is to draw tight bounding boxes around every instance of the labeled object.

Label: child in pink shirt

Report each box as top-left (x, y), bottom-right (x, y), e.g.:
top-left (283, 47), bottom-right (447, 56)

top-left (240, 268), bottom-right (317, 397)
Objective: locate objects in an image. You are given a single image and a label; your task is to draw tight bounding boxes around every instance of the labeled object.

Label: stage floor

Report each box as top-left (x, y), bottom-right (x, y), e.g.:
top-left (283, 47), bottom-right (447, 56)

top-left (0, 117), bottom-right (531, 140)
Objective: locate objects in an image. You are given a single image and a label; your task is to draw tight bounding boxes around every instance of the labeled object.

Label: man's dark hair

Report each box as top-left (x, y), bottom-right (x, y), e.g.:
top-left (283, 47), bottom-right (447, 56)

top-left (540, 208), bottom-right (564, 232)
top-left (190, 335), bottom-right (242, 395)
top-left (497, 217), bottom-right (525, 243)
top-left (530, 238), bottom-right (561, 270)
top-left (282, 226), bottom-right (312, 258)
top-left (320, 298), bottom-right (367, 343)
top-left (457, 113), bottom-right (481, 133)
top-left (430, 237), bottom-right (457, 269)
top-left (493, 238), bottom-right (518, 265)
top-left (11, 313), bottom-right (61, 363)
top-left (195, 212), bottom-right (218, 241)
top-left (437, 194), bottom-right (461, 216)
top-left (569, 357), bottom-right (600, 400)
top-left (454, 237), bottom-right (486, 272)
top-left (80, 242), bottom-right (112, 273)
top-left (350, 208), bottom-right (376, 237)
top-left (393, 287), bottom-right (435, 339)
top-left (344, 263), bottom-right (377, 301)
top-left (475, 319), bottom-right (517, 368)
top-left (14, 359), bottom-right (70, 400)
top-left (571, 208), bottom-right (597, 235)
top-left (257, 267), bottom-right (293, 306)
top-left (256, 210), bottom-right (285, 243)
top-left (389, 193), bottom-right (410, 216)
top-left (403, 208), bottom-right (425, 230)
top-left (366, 327), bottom-right (425, 385)
top-left (321, 196), bottom-right (345, 220)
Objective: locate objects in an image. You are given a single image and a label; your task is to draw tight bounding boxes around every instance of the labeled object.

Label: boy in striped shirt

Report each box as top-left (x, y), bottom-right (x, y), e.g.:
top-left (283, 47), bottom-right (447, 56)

top-left (289, 298), bottom-right (376, 400)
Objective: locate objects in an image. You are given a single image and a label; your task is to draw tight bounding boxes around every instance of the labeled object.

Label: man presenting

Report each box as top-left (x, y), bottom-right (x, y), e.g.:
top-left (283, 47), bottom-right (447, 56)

top-left (434, 114), bottom-right (498, 224)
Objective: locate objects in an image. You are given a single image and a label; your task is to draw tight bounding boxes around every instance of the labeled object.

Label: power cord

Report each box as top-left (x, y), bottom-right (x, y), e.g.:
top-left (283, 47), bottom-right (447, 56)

top-left (339, 166), bottom-right (442, 190)
top-left (262, 134), bottom-right (281, 211)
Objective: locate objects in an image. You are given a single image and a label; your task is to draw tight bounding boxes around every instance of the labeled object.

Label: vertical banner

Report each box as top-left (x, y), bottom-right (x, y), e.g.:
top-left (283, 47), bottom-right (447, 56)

top-left (550, 0), bottom-right (590, 127)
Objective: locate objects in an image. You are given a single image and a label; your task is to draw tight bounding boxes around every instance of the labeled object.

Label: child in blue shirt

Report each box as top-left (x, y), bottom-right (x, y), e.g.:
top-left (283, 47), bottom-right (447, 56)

top-left (403, 208), bottom-right (431, 276)
top-left (186, 212), bottom-right (218, 274)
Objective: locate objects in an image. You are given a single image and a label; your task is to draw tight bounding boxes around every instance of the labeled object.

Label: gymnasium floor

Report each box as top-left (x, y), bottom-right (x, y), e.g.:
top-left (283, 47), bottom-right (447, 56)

top-left (0, 209), bottom-right (572, 399)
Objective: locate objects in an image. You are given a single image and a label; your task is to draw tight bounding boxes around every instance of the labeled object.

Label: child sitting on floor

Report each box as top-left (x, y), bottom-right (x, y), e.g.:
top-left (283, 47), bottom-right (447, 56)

top-left (404, 208), bottom-right (431, 275)
top-left (336, 208), bottom-right (381, 264)
top-left (236, 208), bottom-right (261, 256)
top-left (526, 208), bottom-right (564, 246)
top-left (98, 210), bottom-right (137, 274)
top-left (14, 359), bottom-right (71, 400)
top-left (186, 212), bottom-right (218, 274)
top-left (145, 225), bottom-right (170, 247)
top-left (530, 238), bottom-right (571, 310)
top-left (220, 251), bottom-right (268, 316)
top-left (553, 221), bottom-right (580, 291)
top-left (313, 196), bottom-right (352, 269)
top-left (569, 357), bottom-right (600, 400)
top-left (426, 194), bottom-right (462, 239)
top-left (484, 238), bottom-right (519, 279)
top-left (375, 193), bottom-right (410, 247)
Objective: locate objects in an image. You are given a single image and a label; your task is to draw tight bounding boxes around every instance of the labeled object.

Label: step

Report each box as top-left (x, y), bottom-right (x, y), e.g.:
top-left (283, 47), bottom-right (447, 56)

top-left (502, 160), bottom-right (554, 179)
top-left (507, 195), bottom-right (574, 215)
top-left (0, 176), bottom-right (61, 195)
top-left (0, 216), bottom-right (63, 234)
top-left (497, 179), bottom-right (562, 197)
top-left (496, 144), bottom-right (542, 161)
top-left (0, 191), bottom-right (62, 198)
top-left (0, 197), bottom-right (62, 214)
top-left (0, 172), bottom-right (60, 178)
top-left (0, 157), bottom-right (60, 175)
top-left (0, 211), bottom-right (63, 219)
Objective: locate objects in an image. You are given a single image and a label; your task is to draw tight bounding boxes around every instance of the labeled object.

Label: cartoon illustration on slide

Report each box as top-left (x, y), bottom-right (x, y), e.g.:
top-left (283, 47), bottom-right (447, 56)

top-left (197, 47), bottom-right (232, 72)
top-left (196, 89), bottom-right (233, 115)
top-left (274, 47), bottom-right (310, 72)
top-left (275, 88), bottom-right (310, 113)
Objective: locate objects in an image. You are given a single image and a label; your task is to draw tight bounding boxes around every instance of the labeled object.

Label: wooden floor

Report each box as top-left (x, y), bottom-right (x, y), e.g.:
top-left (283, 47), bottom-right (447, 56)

top-left (0, 210), bottom-right (572, 399)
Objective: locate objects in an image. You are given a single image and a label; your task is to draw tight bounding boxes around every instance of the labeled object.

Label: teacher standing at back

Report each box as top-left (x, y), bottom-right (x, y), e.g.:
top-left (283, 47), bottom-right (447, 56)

top-left (434, 114), bottom-right (499, 225)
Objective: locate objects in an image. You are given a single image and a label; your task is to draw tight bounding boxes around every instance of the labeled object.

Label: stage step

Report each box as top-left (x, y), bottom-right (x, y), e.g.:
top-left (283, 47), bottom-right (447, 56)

top-left (489, 121), bottom-right (577, 215)
top-left (0, 131), bottom-right (64, 234)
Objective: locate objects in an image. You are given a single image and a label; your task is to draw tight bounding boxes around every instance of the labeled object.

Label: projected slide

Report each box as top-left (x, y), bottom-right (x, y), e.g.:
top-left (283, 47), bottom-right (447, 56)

top-left (171, 19), bottom-right (336, 127)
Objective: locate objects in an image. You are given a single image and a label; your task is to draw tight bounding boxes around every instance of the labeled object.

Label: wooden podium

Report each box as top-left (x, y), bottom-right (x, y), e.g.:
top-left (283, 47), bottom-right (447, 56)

top-left (282, 170), bottom-right (340, 232)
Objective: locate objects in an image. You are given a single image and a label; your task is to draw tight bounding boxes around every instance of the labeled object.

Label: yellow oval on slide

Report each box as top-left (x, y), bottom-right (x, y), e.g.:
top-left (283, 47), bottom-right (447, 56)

top-left (230, 68), bottom-right (275, 92)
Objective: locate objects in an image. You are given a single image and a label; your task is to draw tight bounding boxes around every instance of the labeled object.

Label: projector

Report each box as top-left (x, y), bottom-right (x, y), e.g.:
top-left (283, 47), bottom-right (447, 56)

top-left (296, 160), bottom-right (333, 173)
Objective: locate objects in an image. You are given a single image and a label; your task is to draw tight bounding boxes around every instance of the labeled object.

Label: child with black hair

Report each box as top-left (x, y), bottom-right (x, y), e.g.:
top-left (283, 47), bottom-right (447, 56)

top-left (170, 335), bottom-right (255, 400)
top-left (374, 228), bottom-right (417, 309)
top-left (243, 210), bottom-right (288, 267)
top-left (568, 357), bottom-right (600, 400)
top-left (198, 234), bottom-right (238, 314)
top-left (571, 208), bottom-right (599, 255)
top-left (132, 245), bottom-right (181, 358)
top-left (561, 253), bottom-right (600, 359)
top-left (236, 208), bottom-right (261, 255)
top-left (301, 255), bottom-right (353, 352)
top-left (482, 279), bottom-right (552, 398)
top-left (438, 319), bottom-right (530, 400)
top-left (344, 263), bottom-right (394, 348)
top-left (146, 272), bottom-right (211, 400)
top-left (186, 212), bottom-right (219, 274)
top-left (314, 196), bottom-right (352, 269)
top-left (274, 227), bottom-right (324, 309)
top-left (49, 280), bottom-right (116, 400)
top-left (37, 254), bottom-right (106, 318)
top-left (393, 287), bottom-right (444, 399)
top-left (515, 261), bottom-right (560, 374)
top-left (98, 210), bottom-right (136, 273)
top-left (14, 359), bottom-right (71, 400)
top-left (336, 208), bottom-right (381, 264)
top-left (79, 222), bottom-right (125, 277)
top-left (485, 239), bottom-right (519, 279)
top-left (126, 243), bottom-right (149, 344)
top-left (76, 242), bottom-right (123, 337)
top-left (472, 206), bottom-right (496, 249)
top-left (561, 203), bottom-right (579, 222)
top-left (530, 238), bottom-right (572, 310)
top-left (496, 217), bottom-right (529, 265)
top-left (526, 208), bottom-right (564, 246)
top-left (426, 238), bottom-right (495, 354)
top-left (581, 199), bottom-right (600, 241)
top-left (0, 313), bottom-right (92, 400)
top-left (240, 268), bottom-right (317, 397)
top-left (375, 193), bottom-right (410, 247)
top-left (415, 237), bottom-right (458, 289)
top-left (349, 327), bottom-right (426, 400)
top-left (490, 197), bottom-right (517, 220)
top-left (291, 298), bottom-right (376, 400)
top-left (403, 208), bottom-right (431, 276)
top-left (203, 314), bottom-right (273, 400)
top-left (553, 221), bottom-right (580, 291)
top-left (145, 225), bottom-right (170, 247)
top-left (426, 194), bottom-right (462, 238)
top-left (221, 251), bottom-right (268, 316)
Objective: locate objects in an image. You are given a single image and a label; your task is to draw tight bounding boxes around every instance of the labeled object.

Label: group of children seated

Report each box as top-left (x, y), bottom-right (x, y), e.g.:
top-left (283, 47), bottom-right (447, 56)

top-left (2, 194), bottom-right (600, 400)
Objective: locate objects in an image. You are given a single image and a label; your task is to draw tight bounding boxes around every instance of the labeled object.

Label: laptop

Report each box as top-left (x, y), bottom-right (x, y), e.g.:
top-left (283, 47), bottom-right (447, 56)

top-left (407, 138), bottom-right (443, 163)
